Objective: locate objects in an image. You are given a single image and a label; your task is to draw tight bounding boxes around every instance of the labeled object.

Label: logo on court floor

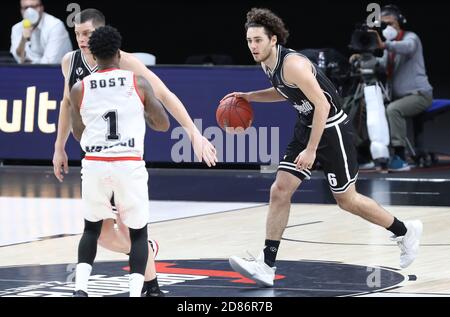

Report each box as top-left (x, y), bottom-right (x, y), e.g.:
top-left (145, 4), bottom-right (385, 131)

top-left (0, 260), bottom-right (404, 297)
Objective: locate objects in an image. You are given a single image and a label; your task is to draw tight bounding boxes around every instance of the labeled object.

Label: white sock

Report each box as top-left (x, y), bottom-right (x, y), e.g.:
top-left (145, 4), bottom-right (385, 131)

top-left (75, 263), bottom-right (92, 293)
top-left (129, 273), bottom-right (145, 297)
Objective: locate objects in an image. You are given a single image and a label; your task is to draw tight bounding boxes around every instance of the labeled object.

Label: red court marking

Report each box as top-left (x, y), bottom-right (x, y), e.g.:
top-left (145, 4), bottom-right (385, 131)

top-left (122, 261), bottom-right (285, 284)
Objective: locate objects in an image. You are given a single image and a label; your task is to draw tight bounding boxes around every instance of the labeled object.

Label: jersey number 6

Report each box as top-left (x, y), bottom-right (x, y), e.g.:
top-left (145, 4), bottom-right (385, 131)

top-left (327, 173), bottom-right (338, 187)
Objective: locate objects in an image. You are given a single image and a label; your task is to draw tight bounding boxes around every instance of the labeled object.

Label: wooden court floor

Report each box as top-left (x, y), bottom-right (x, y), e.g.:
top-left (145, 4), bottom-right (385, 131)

top-left (1, 203), bottom-right (449, 297)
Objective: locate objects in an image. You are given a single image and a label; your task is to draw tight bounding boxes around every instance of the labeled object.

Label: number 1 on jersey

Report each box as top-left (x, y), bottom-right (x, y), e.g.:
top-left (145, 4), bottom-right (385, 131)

top-left (103, 110), bottom-right (120, 141)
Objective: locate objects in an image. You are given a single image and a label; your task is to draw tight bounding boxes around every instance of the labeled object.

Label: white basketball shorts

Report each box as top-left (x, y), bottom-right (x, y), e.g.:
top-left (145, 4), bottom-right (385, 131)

top-left (81, 159), bottom-right (149, 229)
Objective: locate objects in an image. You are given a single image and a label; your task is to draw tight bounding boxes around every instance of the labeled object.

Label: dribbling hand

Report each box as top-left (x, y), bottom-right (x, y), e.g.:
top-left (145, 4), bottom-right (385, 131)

top-left (220, 92), bottom-right (251, 103)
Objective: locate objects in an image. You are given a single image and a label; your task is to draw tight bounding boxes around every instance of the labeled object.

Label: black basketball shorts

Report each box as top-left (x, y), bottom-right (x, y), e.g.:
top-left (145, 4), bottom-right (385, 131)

top-left (278, 117), bottom-right (359, 193)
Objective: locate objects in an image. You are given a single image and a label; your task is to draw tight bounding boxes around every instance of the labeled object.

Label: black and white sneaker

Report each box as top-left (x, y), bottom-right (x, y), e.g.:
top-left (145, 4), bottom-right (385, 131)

top-left (141, 287), bottom-right (165, 297)
top-left (73, 290), bottom-right (88, 297)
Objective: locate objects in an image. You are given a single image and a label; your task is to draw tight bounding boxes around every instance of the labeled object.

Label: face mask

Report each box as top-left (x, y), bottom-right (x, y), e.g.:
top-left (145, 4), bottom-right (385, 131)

top-left (23, 7), bottom-right (40, 25)
top-left (382, 25), bottom-right (398, 41)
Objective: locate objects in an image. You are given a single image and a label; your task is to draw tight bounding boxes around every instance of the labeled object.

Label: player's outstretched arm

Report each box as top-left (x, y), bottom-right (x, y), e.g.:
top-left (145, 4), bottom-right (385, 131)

top-left (221, 87), bottom-right (285, 103)
top-left (69, 82), bottom-right (86, 143)
top-left (136, 75), bottom-right (170, 132)
top-left (53, 52), bottom-right (72, 182)
top-left (120, 52), bottom-right (217, 167)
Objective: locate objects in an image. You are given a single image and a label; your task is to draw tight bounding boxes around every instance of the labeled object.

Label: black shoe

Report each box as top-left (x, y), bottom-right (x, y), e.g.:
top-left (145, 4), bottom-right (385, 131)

top-left (142, 288), bottom-right (165, 297)
top-left (73, 290), bottom-right (88, 297)
top-left (146, 289), bottom-right (165, 297)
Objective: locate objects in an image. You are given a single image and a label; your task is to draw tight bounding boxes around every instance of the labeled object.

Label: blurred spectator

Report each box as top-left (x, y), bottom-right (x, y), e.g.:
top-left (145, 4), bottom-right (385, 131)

top-left (375, 5), bottom-right (433, 171)
top-left (10, 0), bottom-right (72, 64)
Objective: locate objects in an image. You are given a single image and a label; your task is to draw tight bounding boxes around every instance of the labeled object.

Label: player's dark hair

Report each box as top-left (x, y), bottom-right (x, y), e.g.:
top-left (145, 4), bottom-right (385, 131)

top-left (88, 25), bottom-right (122, 60)
top-left (245, 8), bottom-right (289, 45)
top-left (75, 8), bottom-right (106, 27)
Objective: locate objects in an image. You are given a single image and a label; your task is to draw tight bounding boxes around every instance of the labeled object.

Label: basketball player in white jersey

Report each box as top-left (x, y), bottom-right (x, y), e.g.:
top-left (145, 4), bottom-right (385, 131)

top-left (70, 26), bottom-right (169, 297)
top-left (53, 9), bottom-right (217, 296)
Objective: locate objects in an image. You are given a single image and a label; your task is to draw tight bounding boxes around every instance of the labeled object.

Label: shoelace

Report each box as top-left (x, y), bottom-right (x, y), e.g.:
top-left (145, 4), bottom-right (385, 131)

top-left (391, 236), bottom-right (406, 254)
top-left (397, 241), bottom-right (407, 255)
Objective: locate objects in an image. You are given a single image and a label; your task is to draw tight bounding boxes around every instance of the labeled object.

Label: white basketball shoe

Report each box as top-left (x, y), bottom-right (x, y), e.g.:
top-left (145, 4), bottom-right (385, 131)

top-left (229, 251), bottom-right (276, 287)
top-left (391, 220), bottom-right (423, 268)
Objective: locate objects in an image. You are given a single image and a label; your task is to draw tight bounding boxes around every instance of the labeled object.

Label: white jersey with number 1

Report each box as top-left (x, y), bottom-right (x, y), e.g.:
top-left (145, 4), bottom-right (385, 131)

top-left (78, 68), bottom-right (149, 229)
top-left (79, 68), bottom-right (145, 161)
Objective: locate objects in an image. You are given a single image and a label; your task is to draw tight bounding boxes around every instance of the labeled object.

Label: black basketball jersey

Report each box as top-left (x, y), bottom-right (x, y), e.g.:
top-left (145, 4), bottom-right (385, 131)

top-left (68, 50), bottom-right (99, 90)
top-left (263, 45), bottom-right (345, 127)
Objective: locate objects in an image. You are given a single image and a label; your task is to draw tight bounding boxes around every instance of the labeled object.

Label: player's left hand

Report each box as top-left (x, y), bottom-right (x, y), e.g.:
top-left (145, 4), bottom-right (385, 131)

top-left (191, 131), bottom-right (218, 167)
top-left (294, 148), bottom-right (316, 171)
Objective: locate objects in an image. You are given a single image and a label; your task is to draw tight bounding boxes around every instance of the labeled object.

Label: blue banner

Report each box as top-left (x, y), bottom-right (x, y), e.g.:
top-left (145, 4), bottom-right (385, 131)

top-left (0, 65), bottom-right (297, 164)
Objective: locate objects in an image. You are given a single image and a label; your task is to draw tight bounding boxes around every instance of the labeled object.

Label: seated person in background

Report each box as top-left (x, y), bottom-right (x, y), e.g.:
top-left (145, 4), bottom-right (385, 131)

top-left (10, 0), bottom-right (72, 64)
top-left (375, 5), bottom-right (433, 171)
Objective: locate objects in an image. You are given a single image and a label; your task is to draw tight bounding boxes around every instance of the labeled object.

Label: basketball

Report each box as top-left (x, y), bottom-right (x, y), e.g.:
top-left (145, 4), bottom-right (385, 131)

top-left (216, 96), bottom-right (254, 133)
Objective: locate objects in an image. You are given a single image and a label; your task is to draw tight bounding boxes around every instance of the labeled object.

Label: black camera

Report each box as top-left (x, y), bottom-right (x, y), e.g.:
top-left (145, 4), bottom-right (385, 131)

top-left (349, 23), bottom-right (379, 53)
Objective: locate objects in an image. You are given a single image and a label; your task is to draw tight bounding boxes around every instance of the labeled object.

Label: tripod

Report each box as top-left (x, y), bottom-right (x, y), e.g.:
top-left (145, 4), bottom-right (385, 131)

top-left (343, 53), bottom-right (391, 169)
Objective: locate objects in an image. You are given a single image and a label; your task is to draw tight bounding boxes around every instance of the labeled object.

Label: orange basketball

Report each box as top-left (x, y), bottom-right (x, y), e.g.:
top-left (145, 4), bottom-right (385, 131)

top-left (216, 97), bottom-right (254, 133)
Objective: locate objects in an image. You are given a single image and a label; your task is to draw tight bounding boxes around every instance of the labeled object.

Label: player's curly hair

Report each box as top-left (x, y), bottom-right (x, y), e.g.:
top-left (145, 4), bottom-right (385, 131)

top-left (88, 25), bottom-right (122, 60)
top-left (245, 8), bottom-right (289, 45)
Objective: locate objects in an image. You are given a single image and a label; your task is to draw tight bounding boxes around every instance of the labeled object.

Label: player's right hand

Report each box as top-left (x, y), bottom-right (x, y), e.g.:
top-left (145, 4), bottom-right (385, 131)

top-left (220, 92), bottom-right (250, 103)
top-left (52, 148), bottom-right (69, 182)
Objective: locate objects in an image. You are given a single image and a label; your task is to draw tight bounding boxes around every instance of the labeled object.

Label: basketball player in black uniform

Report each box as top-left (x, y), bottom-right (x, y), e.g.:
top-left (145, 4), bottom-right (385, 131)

top-left (224, 8), bottom-right (423, 287)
